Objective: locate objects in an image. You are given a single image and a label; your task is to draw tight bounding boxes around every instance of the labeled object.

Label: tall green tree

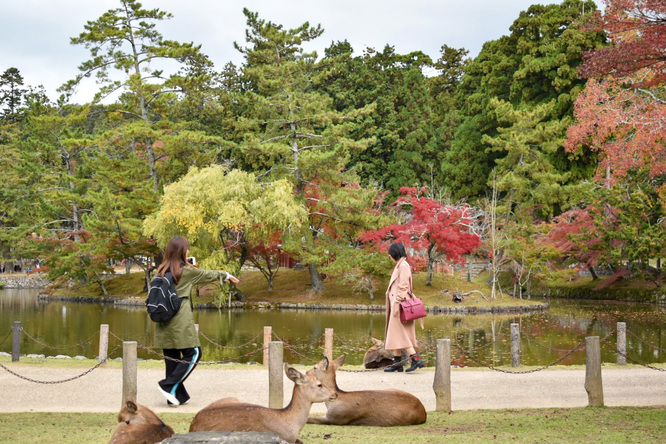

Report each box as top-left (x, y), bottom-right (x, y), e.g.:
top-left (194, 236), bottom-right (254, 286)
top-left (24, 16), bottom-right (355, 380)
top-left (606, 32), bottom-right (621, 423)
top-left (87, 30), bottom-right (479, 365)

top-left (0, 67), bottom-right (25, 124)
top-left (235, 9), bottom-right (375, 292)
top-left (60, 0), bottom-right (219, 192)
top-left (318, 43), bottom-right (440, 196)
top-left (443, 0), bottom-right (605, 201)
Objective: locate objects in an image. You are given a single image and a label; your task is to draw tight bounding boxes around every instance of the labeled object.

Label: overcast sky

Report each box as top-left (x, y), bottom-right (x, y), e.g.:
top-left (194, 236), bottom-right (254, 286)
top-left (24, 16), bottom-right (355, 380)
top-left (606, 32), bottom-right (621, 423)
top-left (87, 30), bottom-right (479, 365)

top-left (1, 0), bottom-right (561, 103)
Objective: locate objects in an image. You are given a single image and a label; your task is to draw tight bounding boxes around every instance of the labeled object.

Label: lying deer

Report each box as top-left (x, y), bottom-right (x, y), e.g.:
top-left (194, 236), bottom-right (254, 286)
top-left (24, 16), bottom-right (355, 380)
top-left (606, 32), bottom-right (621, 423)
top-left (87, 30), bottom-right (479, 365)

top-left (363, 337), bottom-right (395, 368)
top-left (109, 396), bottom-right (174, 444)
top-left (307, 354), bottom-right (427, 426)
top-left (189, 364), bottom-right (337, 444)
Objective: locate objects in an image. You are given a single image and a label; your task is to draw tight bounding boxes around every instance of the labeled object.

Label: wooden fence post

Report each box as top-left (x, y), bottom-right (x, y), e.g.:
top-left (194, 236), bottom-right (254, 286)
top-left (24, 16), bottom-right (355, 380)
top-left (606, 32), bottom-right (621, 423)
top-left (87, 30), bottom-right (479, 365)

top-left (263, 326), bottom-right (272, 366)
top-left (511, 323), bottom-right (520, 367)
top-left (12, 321), bottom-right (21, 362)
top-left (616, 322), bottom-right (626, 365)
top-left (99, 324), bottom-right (109, 363)
top-left (268, 341), bottom-right (283, 409)
top-left (584, 336), bottom-right (604, 407)
top-left (432, 338), bottom-right (452, 412)
top-left (122, 341), bottom-right (138, 407)
top-left (324, 328), bottom-right (334, 360)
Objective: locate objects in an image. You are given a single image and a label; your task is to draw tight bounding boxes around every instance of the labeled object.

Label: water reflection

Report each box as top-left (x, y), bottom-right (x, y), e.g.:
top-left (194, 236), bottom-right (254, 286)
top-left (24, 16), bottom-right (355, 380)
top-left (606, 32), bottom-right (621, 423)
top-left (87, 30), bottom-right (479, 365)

top-left (1, 289), bottom-right (664, 367)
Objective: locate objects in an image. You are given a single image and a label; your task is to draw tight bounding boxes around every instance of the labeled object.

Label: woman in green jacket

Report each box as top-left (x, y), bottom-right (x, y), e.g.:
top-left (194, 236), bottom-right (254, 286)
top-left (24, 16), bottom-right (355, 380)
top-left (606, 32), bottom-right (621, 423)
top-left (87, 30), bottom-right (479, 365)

top-left (154, 236), bottom-right (239, 406)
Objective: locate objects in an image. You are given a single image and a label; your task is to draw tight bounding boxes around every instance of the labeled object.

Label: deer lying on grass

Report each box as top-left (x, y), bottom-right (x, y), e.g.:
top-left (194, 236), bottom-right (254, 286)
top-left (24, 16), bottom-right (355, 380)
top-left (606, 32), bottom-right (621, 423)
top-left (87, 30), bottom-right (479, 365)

top-left (307, 354), bottom-right (427, 426)
top-left (189, 364), bottom-right (337, 444)
top-left (108, 396), bottom-right (174, 444)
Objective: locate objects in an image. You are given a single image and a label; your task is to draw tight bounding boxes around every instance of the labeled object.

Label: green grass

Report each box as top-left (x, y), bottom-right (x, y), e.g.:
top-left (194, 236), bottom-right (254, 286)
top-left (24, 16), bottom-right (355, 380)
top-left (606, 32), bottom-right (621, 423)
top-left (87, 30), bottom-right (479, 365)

top-left (0, 407), bottom-right (663, 444)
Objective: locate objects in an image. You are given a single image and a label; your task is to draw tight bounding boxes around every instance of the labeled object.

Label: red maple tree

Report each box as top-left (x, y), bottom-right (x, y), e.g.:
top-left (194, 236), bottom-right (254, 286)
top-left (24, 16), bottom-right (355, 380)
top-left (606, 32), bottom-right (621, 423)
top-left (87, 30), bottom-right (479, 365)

top-left (567, 0), bottom-right (666, 183)
top-left (359, 187), bottom-right (481, 286)
top-left (580, 0), bottom-right (666, 88)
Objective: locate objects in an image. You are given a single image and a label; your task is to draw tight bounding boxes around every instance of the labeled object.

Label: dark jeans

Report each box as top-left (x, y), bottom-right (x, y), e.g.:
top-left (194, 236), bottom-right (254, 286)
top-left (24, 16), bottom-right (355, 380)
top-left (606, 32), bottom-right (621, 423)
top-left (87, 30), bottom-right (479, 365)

top-left (160, 347), bottom-right (201, 404)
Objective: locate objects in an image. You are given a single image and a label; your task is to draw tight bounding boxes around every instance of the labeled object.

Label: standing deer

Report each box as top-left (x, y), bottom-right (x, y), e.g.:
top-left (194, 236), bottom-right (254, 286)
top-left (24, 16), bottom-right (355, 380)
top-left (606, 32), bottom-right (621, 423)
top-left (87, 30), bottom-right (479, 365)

top-left (109, 397), bottom-right (174, 444)
top-left (189, 364), bottom-right (337, 444)
top-left (307, 354), bottom-right (427, 426)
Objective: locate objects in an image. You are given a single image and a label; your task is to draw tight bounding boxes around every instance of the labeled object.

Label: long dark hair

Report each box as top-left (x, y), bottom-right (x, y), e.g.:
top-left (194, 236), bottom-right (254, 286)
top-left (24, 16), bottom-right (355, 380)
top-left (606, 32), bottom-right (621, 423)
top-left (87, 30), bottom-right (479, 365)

top-left (388, 242), bottom-right (407, 260)
top-left (155, 236), bottom-right (189, 283)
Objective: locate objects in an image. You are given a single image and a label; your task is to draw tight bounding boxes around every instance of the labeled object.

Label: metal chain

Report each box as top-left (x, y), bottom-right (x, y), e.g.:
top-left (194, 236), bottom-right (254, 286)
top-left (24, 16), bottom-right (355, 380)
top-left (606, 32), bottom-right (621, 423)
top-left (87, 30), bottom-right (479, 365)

top-left (453, 341), bottom-right (586, 374)
top-left (600, 341), bottom-right (666, 372)
top-left (627, 329), bottom-right (666, 352)
top-left (0, 329), bottom-right (11, 348)
top-left (339, 356), bottom-right (413, 373)
top-left (199, 331), bottom-right (263, 349)
top-left (272, 331), bottom-right (324, 349)
top-left (21, 328), bottom-right (99, 351)
top-left (332, 333), bottom-right (368, 352)
top-left (454, 332), bottom-right (511, 353)
top-left (283, 343), bottom-right (318, 364)
top-left (521, 330), bottom-right (582, 352)
top-left (0, 345), bottom-right (122, 384)
top-left (137, 343), bottom-right (268, 365)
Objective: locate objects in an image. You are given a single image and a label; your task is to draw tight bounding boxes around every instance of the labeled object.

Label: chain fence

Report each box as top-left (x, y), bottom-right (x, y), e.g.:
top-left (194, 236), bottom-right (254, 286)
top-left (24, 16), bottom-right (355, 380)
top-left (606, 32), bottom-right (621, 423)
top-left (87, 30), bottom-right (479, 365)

top-left (2, 323), bottom-right (664, 383)
top-left (21, 328), bottom-right (99, 351)
top-left (627, 329), bottom-right (666, 352)
top-left (0, 344), bottom-right (122, 384)
top-left (601, 340), bottom-right (666, 372)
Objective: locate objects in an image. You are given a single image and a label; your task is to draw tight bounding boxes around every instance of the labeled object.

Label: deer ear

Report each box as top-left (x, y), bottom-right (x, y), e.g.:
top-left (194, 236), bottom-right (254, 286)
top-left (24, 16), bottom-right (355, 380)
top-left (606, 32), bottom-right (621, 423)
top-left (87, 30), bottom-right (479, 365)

top-left (285, 364), bottom-right (303, 383)
top-left (371, 337), bottom-right (382, 346)
top-left (334, 354), bottom-right (346, 368)
top-left (322, 356), bottom-right (329, 370)
top-left (125, 397), bottom-right (138, 413)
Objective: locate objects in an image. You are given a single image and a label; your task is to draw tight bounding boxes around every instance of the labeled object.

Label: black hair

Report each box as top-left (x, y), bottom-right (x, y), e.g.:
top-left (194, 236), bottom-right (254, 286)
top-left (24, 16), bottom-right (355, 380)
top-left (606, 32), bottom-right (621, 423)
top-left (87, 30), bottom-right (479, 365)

top-left (388, 242), bottom-right (407, 260)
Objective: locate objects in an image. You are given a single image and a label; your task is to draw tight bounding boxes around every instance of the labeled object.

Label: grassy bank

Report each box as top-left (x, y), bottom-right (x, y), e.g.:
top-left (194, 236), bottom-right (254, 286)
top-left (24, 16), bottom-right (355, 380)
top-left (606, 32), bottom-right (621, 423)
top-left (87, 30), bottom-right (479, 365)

top-left (54, 267), bottom-right (541, 309)
top-left (0, 407), bottom-right (663, 444)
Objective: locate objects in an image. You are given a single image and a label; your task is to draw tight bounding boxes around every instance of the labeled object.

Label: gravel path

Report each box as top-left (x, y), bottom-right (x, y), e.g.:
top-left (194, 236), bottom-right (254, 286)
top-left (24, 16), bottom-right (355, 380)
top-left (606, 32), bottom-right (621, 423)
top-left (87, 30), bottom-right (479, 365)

top-left (1, 363), bottom-right (663, 414)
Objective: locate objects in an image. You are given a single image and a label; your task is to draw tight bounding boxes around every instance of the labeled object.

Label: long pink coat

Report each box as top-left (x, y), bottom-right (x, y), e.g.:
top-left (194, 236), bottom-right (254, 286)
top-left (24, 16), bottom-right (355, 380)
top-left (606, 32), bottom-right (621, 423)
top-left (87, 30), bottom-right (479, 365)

top-left (384, 257), bottom-right (417, 350)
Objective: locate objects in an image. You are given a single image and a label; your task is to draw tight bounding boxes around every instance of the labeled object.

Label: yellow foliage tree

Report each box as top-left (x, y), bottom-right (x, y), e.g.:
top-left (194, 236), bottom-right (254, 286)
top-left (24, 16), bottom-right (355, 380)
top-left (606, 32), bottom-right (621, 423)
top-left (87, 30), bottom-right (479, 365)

top-left (144, 165), bottom-right (306, 277)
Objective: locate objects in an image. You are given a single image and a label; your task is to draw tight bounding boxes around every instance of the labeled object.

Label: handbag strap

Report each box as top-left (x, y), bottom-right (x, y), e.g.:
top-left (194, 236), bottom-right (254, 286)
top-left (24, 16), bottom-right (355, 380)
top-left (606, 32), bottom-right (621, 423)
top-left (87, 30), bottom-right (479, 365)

top-left (408, 271), bottom-right (425, 329)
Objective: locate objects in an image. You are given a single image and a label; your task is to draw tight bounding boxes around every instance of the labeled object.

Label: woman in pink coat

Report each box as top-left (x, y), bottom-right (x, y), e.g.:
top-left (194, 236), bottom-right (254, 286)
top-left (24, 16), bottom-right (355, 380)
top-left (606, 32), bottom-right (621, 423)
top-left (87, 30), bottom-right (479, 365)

top-left (383, 243), bottom-right (424, 372)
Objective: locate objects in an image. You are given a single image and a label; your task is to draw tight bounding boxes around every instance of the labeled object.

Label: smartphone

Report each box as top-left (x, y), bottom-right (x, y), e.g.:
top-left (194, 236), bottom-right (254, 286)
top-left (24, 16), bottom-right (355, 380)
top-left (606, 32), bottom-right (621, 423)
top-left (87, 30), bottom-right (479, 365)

top-left (186, 257), bottom-right (196, 266)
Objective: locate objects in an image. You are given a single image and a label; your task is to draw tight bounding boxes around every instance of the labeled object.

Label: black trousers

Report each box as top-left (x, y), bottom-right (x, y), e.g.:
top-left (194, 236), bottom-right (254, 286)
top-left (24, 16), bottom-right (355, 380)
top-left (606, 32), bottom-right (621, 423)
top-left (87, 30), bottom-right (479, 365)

top-left (160, 347), bottom-right (201, 404)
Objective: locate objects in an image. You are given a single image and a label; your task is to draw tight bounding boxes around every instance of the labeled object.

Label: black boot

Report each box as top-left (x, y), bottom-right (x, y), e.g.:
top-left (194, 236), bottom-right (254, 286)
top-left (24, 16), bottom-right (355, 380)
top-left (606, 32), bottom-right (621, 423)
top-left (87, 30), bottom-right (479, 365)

top-left (406, 353), bottom-right (425, 372)
top-left (384, 356), bottom-right (404, 372)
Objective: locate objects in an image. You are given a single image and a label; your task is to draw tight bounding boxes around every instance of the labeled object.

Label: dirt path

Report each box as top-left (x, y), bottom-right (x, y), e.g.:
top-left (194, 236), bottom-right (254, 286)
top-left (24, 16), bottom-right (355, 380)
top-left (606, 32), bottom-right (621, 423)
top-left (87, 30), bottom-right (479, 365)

top-left (1, 363), bottom-right (663, 414)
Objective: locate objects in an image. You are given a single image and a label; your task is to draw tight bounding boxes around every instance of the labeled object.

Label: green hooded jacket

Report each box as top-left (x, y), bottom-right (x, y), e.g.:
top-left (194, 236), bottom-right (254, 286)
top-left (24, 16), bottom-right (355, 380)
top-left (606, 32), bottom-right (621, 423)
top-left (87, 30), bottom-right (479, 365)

top-left (153, 266), bottom-right (230, 349)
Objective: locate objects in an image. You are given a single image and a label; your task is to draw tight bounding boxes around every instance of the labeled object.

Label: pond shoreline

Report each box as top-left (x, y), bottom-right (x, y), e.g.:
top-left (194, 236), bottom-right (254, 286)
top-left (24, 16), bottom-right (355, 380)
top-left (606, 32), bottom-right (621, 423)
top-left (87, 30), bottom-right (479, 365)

top-left (36, 293), bottom-right (550, 315)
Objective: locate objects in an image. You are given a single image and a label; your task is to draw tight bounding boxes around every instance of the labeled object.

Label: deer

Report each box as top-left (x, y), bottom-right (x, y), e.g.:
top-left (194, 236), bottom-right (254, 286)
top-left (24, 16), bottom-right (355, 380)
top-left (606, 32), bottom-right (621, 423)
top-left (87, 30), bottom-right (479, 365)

top-left (306, 354), bottom-right (427, 426)
top-left (189, 364), bottom-right (337, 444)
top-left (108, 396), bottom-right (174, 444)
top-left (363, 337), bottom-right (394, 369)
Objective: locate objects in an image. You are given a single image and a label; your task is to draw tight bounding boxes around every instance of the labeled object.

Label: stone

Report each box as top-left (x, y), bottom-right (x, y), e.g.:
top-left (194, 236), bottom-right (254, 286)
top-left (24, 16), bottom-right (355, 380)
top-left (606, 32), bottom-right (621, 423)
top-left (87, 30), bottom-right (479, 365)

top-left (161, 431), bottom-right (288, 444)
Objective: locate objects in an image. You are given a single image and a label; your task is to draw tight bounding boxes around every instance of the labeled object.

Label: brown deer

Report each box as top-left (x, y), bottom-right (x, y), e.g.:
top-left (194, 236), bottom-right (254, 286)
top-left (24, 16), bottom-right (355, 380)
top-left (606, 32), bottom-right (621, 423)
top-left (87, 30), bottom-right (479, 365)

top-left (307, 354), bottom-right (427, 426)
top-left (109, 396), bottom-right (174, 444)
top-left (363, 337), bottom-right (394, 369)
top-left (189, 364), bottom-right (337, 444)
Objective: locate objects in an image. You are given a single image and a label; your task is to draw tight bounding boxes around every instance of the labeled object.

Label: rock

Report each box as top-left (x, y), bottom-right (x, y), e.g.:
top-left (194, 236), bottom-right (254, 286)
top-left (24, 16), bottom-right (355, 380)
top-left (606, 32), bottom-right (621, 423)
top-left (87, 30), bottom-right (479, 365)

top-left (161, 431), bottom-right (288, 444)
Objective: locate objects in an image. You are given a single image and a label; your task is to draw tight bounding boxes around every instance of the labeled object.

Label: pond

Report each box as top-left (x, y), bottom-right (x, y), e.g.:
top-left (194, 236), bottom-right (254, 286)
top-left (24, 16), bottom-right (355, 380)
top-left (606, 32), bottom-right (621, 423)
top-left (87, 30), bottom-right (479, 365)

top-left (1, 289), bottom-right (664, 368)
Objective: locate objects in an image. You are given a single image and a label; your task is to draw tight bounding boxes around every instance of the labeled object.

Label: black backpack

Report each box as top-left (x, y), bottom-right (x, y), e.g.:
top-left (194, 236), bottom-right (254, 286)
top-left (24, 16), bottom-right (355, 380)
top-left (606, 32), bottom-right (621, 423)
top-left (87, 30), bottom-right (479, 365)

top-left (145, 272), bottom-right (182, 323)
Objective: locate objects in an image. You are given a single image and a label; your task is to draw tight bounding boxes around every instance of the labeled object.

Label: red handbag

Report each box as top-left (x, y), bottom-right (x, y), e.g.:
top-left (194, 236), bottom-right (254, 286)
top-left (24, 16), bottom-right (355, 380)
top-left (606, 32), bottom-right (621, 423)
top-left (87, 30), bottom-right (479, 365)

top-left (399, 275), bottom-right (426, 327)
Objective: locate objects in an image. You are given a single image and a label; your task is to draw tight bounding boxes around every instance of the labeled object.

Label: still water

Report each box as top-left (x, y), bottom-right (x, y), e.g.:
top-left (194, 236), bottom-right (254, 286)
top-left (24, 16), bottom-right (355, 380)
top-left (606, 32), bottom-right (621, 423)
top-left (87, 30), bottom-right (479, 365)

top-left (1, 289), bottom-right (664, 368)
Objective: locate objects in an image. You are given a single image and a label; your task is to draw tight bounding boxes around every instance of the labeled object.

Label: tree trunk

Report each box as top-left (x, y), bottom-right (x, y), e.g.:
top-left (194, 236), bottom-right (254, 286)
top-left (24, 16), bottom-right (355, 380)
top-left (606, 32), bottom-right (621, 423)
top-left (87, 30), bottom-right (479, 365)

top-left (96, 276), bottom-right (110, 298)
top-left (588, 265), bottom-right (599, 280)
top-left (426, 260), bottom-right (434, 286)
top-left (308, 263), bottom-right (325, 292)
top-left (268, 276), bottom-right (274, 291)
top-left (467, 253), bottom-right (474, 282)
